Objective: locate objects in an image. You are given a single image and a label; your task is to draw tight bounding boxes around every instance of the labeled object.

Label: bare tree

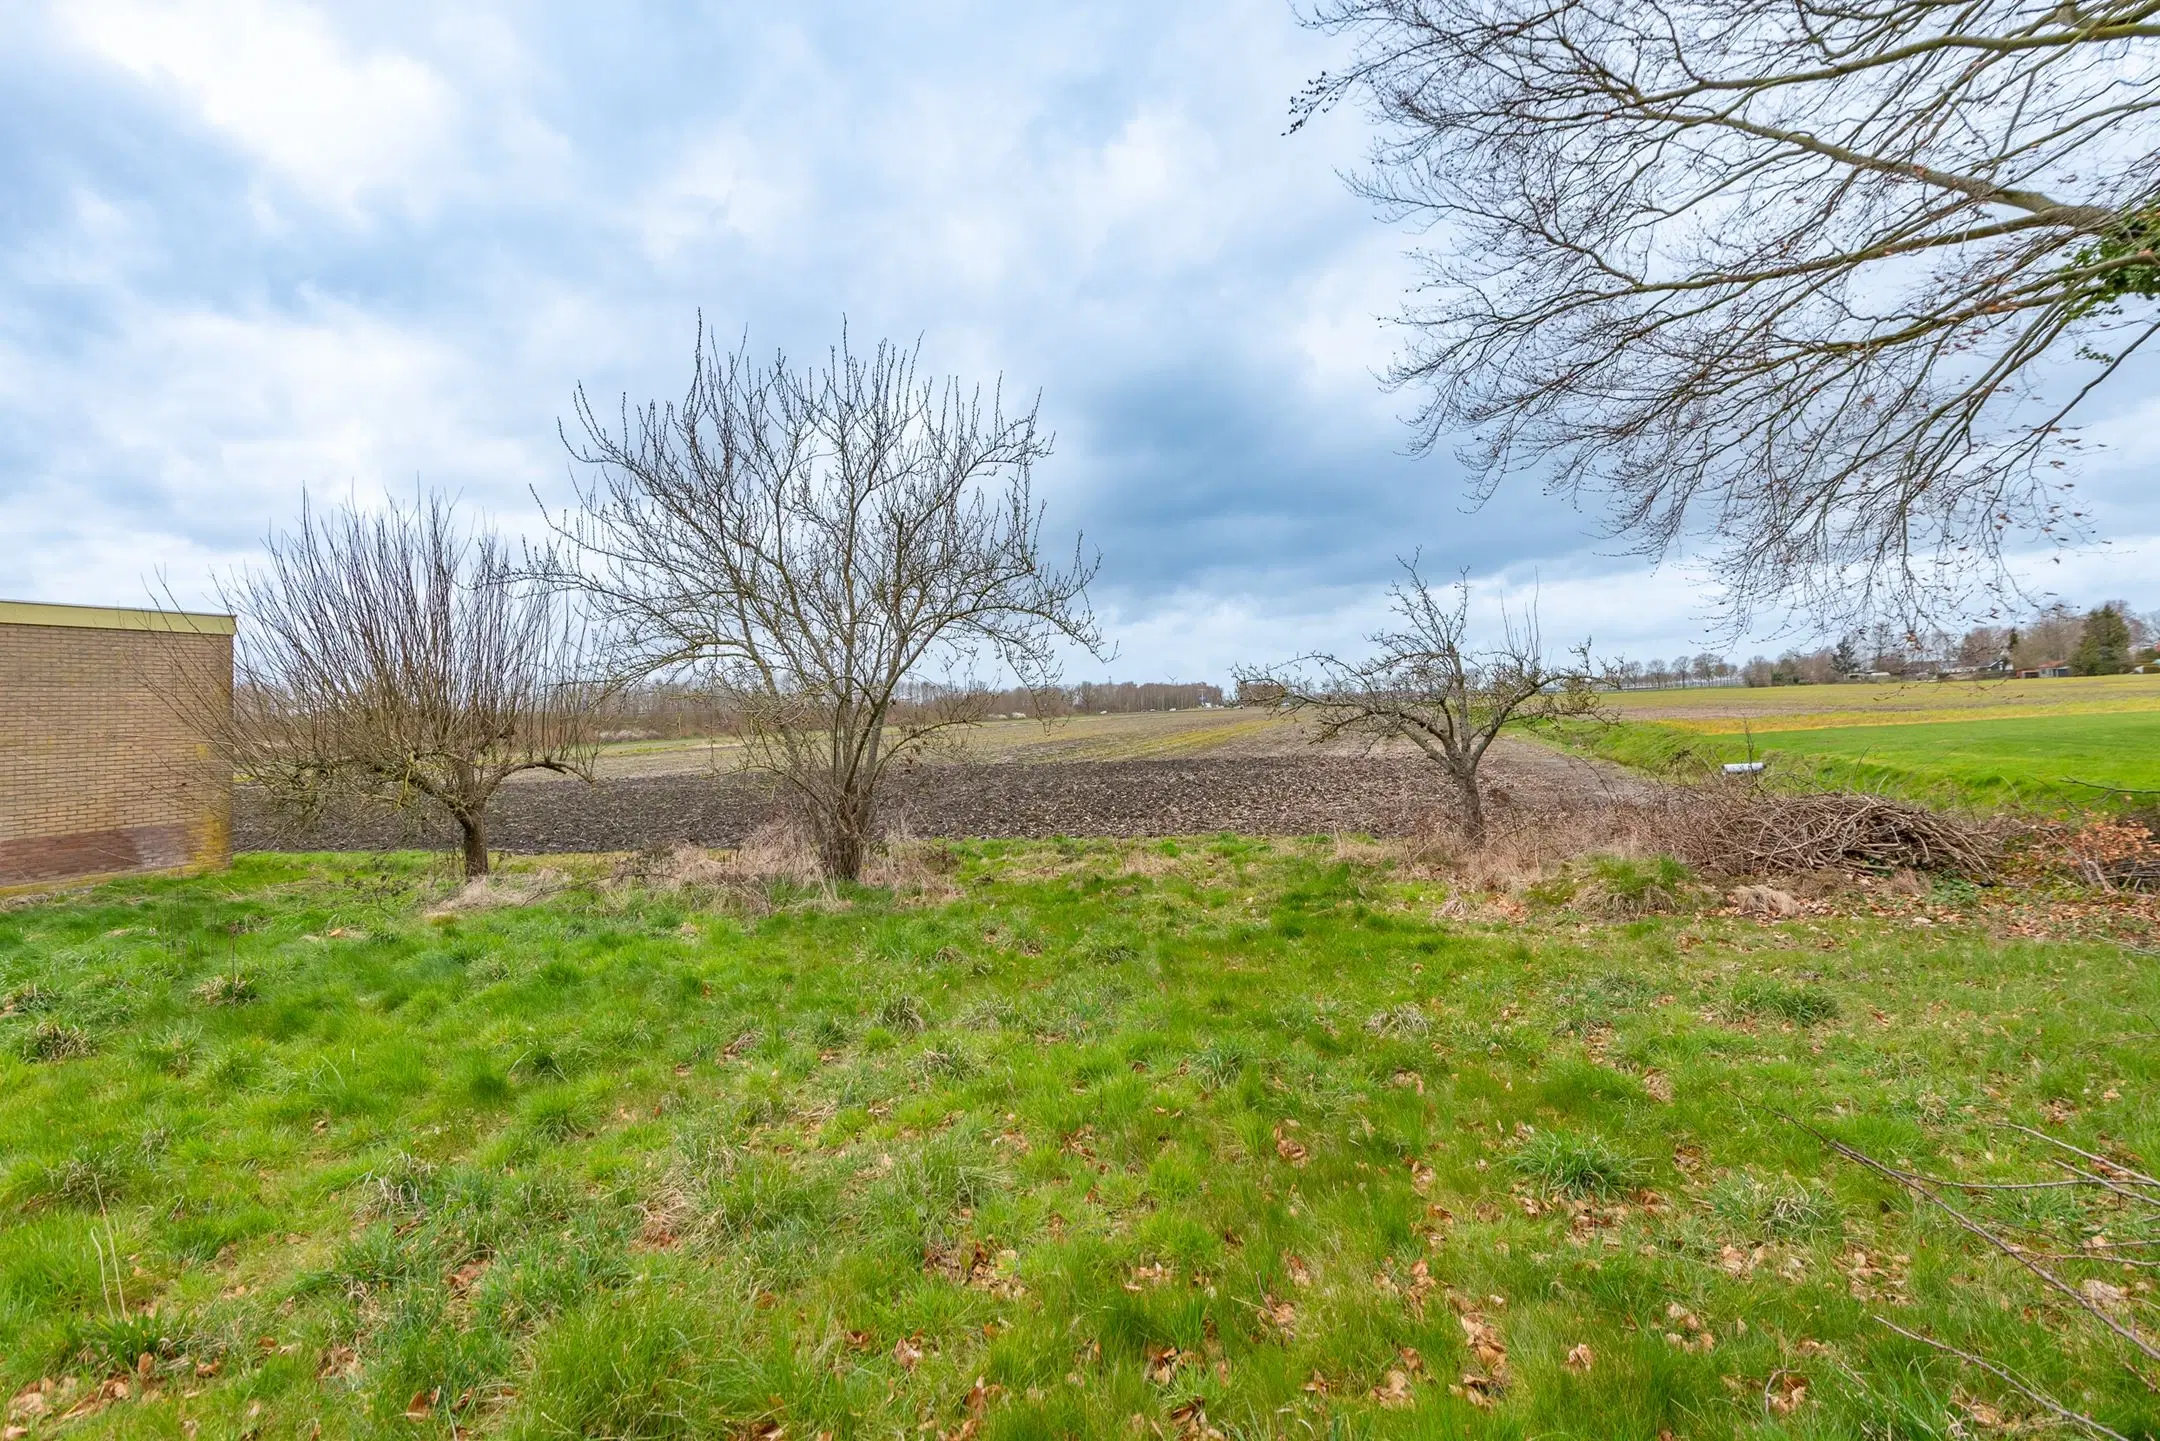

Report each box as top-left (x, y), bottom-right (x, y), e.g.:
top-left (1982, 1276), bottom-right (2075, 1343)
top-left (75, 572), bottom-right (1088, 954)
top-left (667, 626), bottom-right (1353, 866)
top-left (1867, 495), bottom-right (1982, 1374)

top-left (1236, 562), bottom-right (1598, 843)
top-left (543, 324), bottom-right (1103, 881)
top-left (1299, 0), bottom-right (2160, 625)
top-left (199, 494), bottom-right (598, 880)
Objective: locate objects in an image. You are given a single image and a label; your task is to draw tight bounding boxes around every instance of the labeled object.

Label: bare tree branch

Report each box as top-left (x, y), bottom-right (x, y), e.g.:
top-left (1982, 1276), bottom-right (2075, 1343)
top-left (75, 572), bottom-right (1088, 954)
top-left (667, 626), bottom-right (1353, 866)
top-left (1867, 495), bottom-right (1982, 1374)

top-left (538, 320), bottom-right (1105, 881)
top-left (1236, 560), bottom-right (1600, 842)
top-left (182, 494), bottom-right (600, 880)
top-left (1300, 0), bottom-right (2160, 627)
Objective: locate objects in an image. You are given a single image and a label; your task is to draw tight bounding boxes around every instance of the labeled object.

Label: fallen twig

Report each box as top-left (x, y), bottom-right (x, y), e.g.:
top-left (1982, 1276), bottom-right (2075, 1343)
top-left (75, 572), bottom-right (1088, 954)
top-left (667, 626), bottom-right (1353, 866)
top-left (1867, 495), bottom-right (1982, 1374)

top-left (1874, 1317), bottom-right (2132, 1441)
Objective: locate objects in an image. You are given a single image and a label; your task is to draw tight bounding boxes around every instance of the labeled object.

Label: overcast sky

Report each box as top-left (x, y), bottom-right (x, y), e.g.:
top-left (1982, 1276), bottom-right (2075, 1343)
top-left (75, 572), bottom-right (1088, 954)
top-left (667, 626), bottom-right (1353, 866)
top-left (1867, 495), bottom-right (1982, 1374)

top-left (3, 0), bottom-right (2154, 681)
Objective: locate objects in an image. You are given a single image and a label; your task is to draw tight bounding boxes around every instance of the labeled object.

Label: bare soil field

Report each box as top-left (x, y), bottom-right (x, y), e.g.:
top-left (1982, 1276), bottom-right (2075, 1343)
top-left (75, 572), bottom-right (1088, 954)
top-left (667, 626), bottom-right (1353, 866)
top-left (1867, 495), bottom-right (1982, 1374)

top-left (570, 706), bottom-right (1331, 781)
top-left (235, 732), bottom-right (1635, 854)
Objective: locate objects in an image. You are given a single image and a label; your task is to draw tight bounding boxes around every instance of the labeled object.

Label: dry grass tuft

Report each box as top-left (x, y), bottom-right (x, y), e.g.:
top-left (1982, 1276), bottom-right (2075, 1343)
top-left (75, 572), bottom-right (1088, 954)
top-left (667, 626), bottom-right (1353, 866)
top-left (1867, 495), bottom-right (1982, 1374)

top-left (424, 868), bottom-right (570, 917)
top-left (860, 829), bottom-right (964, 902)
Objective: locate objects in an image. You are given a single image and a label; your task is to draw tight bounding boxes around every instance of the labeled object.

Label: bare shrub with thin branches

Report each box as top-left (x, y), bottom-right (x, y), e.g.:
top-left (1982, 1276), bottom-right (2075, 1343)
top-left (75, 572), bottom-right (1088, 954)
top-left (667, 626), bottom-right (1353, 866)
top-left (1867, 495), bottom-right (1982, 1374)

top-left (1301, 0), bottom-right (2160, 624)
top-left (1237, 562), bottom-right (1600, 843)
top-left (190, 495), bottom-right (599, 879)
top-left (542, 323), bottom-right (1104, 881)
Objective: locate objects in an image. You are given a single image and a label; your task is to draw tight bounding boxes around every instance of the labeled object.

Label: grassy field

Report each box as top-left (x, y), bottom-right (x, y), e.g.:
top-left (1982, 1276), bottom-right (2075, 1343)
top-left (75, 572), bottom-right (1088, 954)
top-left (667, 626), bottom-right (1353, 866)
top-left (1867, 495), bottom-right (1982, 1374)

top-left (1606, 673), bottom-right (2160, 732)
top-left (1557, 675), bottom-right (2160, 810)
top-left (3, 846), bottom-right (2156, 1438)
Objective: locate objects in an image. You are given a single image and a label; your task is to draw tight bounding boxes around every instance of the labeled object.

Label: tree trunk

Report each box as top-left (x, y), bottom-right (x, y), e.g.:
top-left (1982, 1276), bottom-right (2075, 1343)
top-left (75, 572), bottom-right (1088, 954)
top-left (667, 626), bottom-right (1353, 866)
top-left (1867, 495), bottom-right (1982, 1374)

top-left (1452, 766), bottom-right (1486, 847)
top-left (815, 783), bottom-right (873, 882)
top-left (457, 814), bottom-right (491, 879)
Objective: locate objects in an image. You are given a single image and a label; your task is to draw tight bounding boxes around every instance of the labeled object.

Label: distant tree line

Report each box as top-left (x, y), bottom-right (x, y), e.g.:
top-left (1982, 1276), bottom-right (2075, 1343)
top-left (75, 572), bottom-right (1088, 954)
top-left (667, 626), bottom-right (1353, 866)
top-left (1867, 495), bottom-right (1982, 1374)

top-left (1732, 602), bottom-right (2158, 687)
top-left (1601, 655), bottom-right (1738, 691)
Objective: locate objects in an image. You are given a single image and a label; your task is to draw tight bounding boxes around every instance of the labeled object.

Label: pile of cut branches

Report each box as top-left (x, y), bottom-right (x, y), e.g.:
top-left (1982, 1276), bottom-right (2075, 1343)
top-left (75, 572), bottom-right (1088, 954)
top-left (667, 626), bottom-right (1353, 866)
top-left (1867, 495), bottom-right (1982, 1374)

top-left (1671, 789), bottom-right (1995, 880)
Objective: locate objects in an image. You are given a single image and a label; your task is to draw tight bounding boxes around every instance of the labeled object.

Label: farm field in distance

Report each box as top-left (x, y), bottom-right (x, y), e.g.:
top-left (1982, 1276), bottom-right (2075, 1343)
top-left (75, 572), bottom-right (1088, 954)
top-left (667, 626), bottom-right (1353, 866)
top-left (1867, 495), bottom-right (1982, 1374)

top-left (3, 846), bottom-right (2157, 1439)
top-left (579, 708), bottom-right (1315, 782)
top-left (1576, 673), bottom-right (2160, 809)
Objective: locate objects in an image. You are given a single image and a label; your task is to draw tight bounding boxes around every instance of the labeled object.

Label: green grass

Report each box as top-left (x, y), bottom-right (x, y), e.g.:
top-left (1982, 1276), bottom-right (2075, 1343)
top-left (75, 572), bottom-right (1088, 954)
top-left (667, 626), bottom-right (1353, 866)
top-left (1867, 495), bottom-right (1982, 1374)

top-left (1, 846), bottom-right (2156, 1438)
top-left (1551, 710), bottom-right (2160, 810)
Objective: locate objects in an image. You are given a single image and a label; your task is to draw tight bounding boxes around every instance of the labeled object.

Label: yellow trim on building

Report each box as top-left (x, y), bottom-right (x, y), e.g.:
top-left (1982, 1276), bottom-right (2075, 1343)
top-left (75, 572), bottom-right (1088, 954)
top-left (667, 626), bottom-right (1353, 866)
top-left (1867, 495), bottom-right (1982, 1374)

top-left (0, 599), bottom-right (236, 635)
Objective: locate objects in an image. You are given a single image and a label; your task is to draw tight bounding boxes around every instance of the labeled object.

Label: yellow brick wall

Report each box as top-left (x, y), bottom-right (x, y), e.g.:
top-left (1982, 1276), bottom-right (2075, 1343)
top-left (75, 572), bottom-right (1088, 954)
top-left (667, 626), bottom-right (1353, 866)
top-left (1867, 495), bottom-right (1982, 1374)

top-left (0, 617), bottom-right (233, 887)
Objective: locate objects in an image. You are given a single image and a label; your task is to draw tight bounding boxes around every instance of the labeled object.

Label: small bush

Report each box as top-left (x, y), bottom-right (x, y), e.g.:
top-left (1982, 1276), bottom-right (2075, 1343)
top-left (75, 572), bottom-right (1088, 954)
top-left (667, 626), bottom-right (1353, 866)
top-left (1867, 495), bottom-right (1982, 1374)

top-left (1730, 978), bottom-right (1840, 1025)
top-left (1510, 1129), bottom-right (1646, 1198)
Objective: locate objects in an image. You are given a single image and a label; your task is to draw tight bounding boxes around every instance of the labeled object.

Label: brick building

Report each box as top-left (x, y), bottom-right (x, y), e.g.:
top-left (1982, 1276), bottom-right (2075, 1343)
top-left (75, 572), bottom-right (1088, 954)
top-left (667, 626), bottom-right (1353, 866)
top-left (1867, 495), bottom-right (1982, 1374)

top-left (1, 600), bottom-right (235, 890)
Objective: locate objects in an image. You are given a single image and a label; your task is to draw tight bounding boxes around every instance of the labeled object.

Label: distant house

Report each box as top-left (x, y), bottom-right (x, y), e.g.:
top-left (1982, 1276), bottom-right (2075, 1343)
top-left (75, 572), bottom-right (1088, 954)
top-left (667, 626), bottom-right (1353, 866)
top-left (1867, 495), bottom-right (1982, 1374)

top-left (2015, 661), bottom-right (2070, 678)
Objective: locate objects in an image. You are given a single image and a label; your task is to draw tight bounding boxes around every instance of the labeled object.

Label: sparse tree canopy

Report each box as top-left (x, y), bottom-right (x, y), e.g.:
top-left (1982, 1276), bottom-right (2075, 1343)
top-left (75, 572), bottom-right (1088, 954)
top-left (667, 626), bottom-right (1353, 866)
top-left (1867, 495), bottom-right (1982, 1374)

top-left (203, 494), bottom-right (599, 879)
top-left (1236, 562), bottom-right (1598, 842)
top-left (544, 323), bottom-right (1103, 881)
top-left (1301, 0), bottom-right (2160, 623)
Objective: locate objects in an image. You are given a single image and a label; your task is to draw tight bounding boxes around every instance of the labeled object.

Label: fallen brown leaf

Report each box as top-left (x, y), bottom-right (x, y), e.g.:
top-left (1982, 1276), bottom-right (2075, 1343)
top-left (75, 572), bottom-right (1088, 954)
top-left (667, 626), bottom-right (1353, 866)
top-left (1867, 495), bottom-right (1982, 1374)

top-left (1273, 1126), bottom-right (1308, 1167)
top-left (1370, 1369), bottom-right (1415, 1408)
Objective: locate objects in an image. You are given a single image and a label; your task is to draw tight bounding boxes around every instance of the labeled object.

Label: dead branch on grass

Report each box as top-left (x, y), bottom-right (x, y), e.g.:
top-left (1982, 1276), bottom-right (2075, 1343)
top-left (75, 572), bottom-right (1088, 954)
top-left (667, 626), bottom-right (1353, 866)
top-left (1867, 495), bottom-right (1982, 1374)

top-left (1872, 1319), bottom-right (2133, 1441)
top-left (1784, 1108), bottom-right (2159, 1432)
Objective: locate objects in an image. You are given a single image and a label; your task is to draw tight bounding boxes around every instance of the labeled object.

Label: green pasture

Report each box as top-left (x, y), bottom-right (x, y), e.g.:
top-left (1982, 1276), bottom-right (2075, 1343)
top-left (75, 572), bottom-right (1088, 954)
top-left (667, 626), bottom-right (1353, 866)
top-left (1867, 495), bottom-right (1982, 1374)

top-left (1561, 709), bottom-right (2160, 810)
top-left (2, 845), bottom-right (2155, 1438)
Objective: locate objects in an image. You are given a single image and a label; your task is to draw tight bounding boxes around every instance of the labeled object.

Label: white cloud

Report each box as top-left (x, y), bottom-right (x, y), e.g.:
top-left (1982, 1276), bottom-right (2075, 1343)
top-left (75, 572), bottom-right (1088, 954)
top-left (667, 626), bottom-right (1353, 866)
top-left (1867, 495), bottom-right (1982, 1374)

top-left (0, 298), bottom-right (564, 608)
top-left (57, 0), bottom-right (460, 217)
top-left (637, 128), bottom-right (807, 260)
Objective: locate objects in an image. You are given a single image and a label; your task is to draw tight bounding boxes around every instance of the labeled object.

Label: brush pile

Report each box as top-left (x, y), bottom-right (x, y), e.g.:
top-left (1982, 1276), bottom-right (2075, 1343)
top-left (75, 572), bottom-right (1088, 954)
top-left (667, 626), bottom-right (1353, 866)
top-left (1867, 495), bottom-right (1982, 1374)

top-left (1669, 790), bottom-right (1994, 879)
